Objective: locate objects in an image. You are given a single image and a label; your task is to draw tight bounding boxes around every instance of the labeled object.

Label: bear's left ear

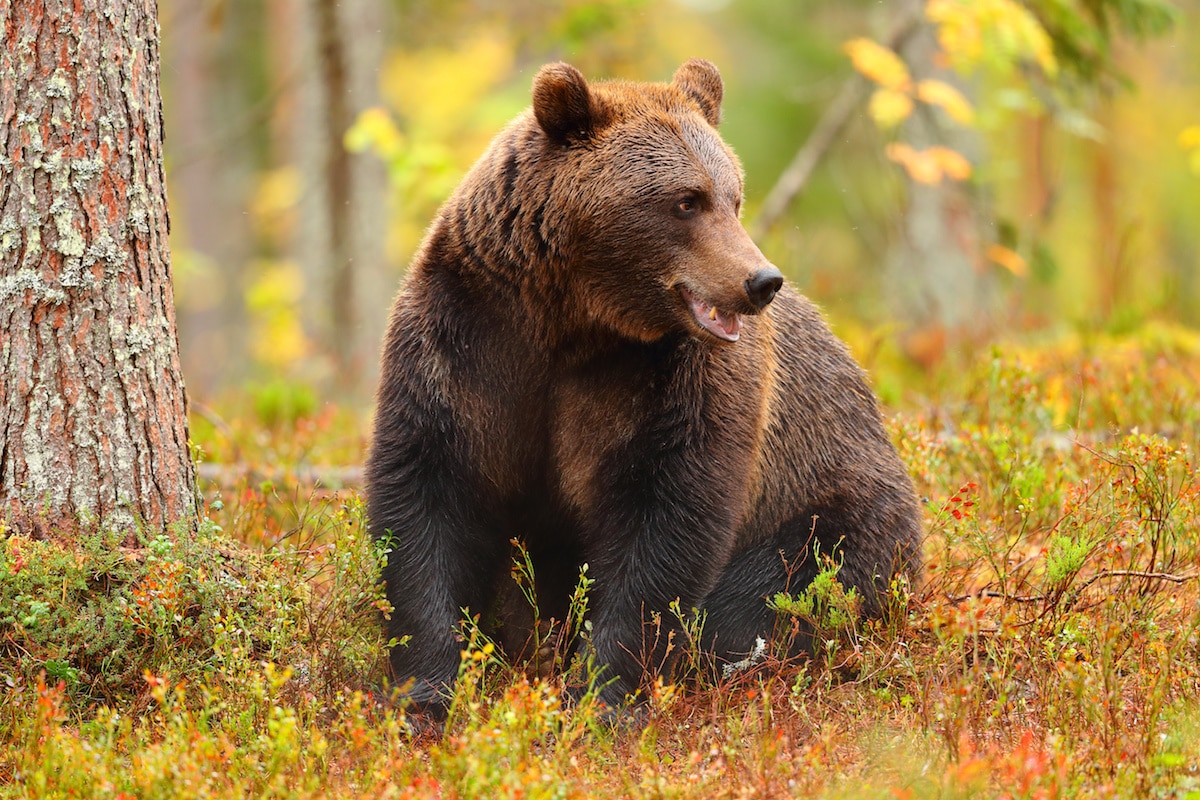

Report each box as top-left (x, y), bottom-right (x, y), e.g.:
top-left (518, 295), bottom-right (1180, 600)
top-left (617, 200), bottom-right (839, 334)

top-left (672, 59), bottom-right (723, 127)
top-left (533, 62), bottom-right (608, 145)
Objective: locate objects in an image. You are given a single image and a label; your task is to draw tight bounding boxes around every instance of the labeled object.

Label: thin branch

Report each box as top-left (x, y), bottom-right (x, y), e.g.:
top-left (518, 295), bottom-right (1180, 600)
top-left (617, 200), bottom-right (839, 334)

top-left (945, 569), bottom-right (1198, 606)
top-left (195, 463), bottom-right (362, 488)
top-left (751, 77), bottom-right (870, 240)
top-left (1075, 569), bottom-right (1198, 591)
top-left (946, 589), bottom-right (1045, 604)
top-left (750, 8), bottom-right (925, 240)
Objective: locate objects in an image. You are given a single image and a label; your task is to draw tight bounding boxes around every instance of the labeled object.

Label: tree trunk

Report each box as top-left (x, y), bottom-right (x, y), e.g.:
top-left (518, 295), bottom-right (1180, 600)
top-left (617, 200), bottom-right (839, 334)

top-left (0, 0), bottom-right (197, 539)
top-left (291, 0), bottom-right (389, 396)
top-left (161, 0), bottom-right (257, 398)
top-left (885, 10), bottom-right (997, 358)
top-left (315, 0), bottom-right (356, 385)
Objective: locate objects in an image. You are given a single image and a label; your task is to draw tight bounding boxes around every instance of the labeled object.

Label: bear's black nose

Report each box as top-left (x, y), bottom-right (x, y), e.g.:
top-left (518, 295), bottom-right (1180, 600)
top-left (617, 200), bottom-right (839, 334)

top-left (745, 267), bottom-right (784, 310)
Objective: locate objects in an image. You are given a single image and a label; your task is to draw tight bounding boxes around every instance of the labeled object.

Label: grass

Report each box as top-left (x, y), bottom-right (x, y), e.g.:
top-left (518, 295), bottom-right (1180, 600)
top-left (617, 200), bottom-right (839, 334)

top-left (3, 322), bottom-right (1200, 798)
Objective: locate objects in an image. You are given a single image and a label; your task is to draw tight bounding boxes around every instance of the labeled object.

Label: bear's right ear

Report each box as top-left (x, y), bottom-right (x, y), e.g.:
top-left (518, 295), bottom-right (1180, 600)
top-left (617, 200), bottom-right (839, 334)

top-left (533, 63), bottom-right (606, 145)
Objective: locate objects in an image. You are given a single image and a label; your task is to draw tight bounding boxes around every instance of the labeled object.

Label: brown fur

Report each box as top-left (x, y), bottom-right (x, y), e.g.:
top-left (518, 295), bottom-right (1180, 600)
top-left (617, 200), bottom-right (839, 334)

top-left (365, 60), bottom-right (923, 715)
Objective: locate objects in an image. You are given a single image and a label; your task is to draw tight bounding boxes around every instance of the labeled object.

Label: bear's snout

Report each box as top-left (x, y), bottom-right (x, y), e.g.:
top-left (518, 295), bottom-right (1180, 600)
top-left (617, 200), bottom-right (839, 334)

top-left (744, 267), bottom-right (784, 310)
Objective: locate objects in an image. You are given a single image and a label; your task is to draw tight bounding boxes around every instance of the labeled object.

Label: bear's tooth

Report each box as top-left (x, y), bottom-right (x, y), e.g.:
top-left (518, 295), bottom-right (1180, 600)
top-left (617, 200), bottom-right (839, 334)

top-left (709, 306), bottom-right (718, 320)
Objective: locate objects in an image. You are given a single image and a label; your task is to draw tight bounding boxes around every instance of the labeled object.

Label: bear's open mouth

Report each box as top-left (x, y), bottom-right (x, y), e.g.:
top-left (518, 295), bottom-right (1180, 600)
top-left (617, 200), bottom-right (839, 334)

top-left (679, 286), bottom-right (743, 342)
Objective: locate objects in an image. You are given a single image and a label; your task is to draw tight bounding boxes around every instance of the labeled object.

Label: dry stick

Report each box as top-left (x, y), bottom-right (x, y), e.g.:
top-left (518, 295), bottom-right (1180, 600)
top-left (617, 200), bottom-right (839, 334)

top-left (750, 10), bottom-right (925, 241)
top-left (946, 569), bottom-right (1199, 605)
top-left (196, 463), bottom-right (363, 488)
top-left (945, 589), bottom-right (1045, 604)
top-left (1075, 569), bottom-right (1198, 591)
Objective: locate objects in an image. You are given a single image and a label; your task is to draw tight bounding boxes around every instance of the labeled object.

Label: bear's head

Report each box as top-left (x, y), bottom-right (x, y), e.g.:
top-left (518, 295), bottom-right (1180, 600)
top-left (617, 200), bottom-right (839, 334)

top-left (532, 60), bottom-right (782, 345)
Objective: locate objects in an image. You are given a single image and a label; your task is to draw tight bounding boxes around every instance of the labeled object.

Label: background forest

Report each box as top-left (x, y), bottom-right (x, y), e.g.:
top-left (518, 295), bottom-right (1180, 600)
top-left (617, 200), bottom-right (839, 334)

top-left (163, 0), bottom-right (1200, 407)
top-left (5, 0), bottom-right (1200, 797)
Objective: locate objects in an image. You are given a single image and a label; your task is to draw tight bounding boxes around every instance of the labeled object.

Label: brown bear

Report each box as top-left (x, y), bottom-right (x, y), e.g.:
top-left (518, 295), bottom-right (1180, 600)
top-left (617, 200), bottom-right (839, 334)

top-left (365, 59), bottom-right (922, 716)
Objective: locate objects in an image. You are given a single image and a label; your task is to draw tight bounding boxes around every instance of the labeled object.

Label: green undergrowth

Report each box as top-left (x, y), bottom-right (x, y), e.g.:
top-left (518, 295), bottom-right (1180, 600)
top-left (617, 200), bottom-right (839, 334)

top-left (3, 324), bottom-right (1200, 798)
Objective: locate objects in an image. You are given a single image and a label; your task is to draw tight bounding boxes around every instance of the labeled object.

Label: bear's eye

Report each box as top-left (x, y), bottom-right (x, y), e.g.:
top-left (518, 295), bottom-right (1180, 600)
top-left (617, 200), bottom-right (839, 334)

top-left (674, 195), bottom-right (700, 219)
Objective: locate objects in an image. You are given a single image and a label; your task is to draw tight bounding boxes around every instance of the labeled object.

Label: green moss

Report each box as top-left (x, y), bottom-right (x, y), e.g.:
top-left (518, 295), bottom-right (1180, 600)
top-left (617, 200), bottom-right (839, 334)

top-left (0, 501), bottom-right (386, 711)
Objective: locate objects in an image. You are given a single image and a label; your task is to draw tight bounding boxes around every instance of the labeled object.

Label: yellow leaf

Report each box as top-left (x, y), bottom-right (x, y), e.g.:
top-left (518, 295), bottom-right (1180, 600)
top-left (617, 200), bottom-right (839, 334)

top-left (868, 88), bottom-right (915, 129)
top-left (916, 79), bottom-right (975, 125)
top-left (382, 33), bottom-right (514, 139)
top-left (247, 260), bottom-right (310, 366)
top-left (251, 167), bottom-right (302, 219)
top-left (886, 143), bottom-right (942, 185)
top-left (250, 167), bottom-right (302, 242)
top-left (986, 244), bottom-right (1028, 277)
top-left (929, 146), bottom-right (973, 180)
top-left (926, 0), bottom-right (1057, 77)
top-left (1179, 125), bottom-right (1200, 150)
top-left (926, 0), bottom-right (983, 65)
top-left (843, 38), bottom-right (912, 91)
top-left (345, 107), bottom-right (405, 158)
top-left (886, 144), bottom-right (971, 184)
top-left (885, 142), bottom-right (914, 162)
top-left (246, 259), bottom-right (305, 311)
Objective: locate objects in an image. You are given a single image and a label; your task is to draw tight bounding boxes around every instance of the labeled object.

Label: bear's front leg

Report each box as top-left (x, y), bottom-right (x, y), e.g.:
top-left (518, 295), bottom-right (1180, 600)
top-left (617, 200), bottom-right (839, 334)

top-left (582, 469), bottom-right (746, 709)
top-left (366, 394), bottom-right (508, 718)
top-left (566, 397), bottom-right (756, 711)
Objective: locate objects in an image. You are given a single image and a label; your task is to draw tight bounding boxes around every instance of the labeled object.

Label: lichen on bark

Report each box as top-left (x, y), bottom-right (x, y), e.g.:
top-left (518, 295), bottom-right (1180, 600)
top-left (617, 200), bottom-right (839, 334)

top-left (1, 0), bottom-right (197, 539)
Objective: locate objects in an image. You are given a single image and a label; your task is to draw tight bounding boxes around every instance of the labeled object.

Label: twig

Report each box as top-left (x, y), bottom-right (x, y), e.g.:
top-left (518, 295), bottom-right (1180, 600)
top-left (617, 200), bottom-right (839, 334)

top-left (191, 402), bottom-right (242, 464)
top-left (946, 589), bottom-right (1045, 604)
top-left (750, 8), bottom-right (925, 240)
top-left (751, 78), bottom-right (870, 240)
top-left (1075, 569), bottom-right (1198, 592)
top-left (195, 463), bottom-right (363, 488)
top-left (946, 569), bottom-right (1198, 607)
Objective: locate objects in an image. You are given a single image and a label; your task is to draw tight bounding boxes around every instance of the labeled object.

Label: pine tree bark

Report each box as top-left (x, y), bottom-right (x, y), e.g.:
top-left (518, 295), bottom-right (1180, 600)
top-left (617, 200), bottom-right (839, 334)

top-left (0, 0), bottom-right (197, 539)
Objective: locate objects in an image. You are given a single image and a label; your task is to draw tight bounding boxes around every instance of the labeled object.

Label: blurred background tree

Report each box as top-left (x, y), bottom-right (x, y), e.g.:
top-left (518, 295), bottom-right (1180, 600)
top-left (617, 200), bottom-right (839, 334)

top-left (159, 0), bottom-right (1200, 409)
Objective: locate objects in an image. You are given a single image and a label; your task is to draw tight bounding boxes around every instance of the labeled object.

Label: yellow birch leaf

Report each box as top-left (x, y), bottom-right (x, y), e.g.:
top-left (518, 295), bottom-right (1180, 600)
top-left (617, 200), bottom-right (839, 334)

top-left (906, 154), bottom-right (942, 185)
top-left (843, 38), bottom-right (913, 91)
top-left (929, 146), bottom-right (973, 180)
top-left (250, 167), bottom-right (303, 242)
top-left (247, 260), bottom-right (311, 366)
top-left (916, 79), bottom-right (975, 125)
top-left (926, 0), bottom-right (1056, 77)
top-left (885, 142), bottom-right (915, 166)
top-left (926, 0), bottom-right (984, 67)
top-left (986, 244), bottom-right (1028, 277)
top-left (1020, 7), bottom-right (1059, 77)
top-left (886, 143), bottom-right (942, 185)
top-left (1179, 125), bottom-right (1200, 150)
top-left (869, 88), bottom-right (915, 129)
top-left (345, 106), bottom-right (405, 158)
top-left (251, 167), bottom-right (302, 219)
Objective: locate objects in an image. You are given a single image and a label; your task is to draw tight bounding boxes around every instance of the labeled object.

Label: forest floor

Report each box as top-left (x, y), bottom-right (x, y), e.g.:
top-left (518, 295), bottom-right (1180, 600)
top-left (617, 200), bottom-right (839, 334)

top-left (3, 322), bottom-right (1200, 799)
